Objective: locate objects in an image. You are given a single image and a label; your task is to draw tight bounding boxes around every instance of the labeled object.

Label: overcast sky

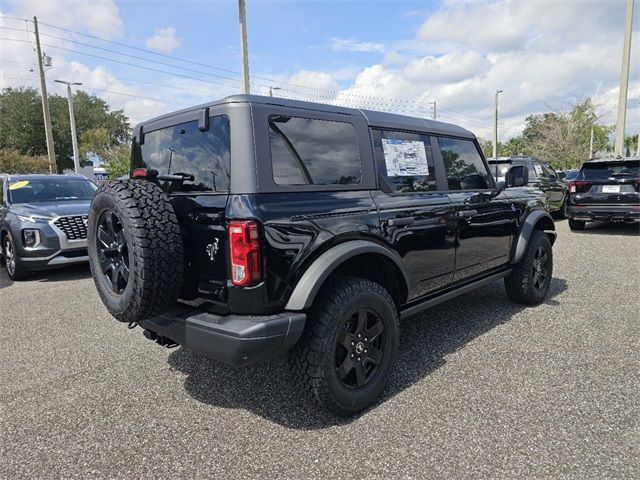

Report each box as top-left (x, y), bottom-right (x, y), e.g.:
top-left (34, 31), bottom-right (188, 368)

top-left (1, 0), bottom-right (638, 141)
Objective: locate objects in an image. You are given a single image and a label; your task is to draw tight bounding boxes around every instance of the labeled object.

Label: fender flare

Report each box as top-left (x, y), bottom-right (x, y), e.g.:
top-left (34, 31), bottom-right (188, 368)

top-left (511, 210), bottom-right (556, 265)
top-left (284, 240), bottom-right (410, 311)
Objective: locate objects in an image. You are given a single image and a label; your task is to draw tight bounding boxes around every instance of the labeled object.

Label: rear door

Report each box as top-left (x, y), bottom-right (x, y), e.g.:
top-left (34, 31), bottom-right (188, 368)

top-left (131, 110), bottom-right (231, 301)
top-left (436, 136), bottom-right (516, 282)
top-left (571, 160), bottom-right (640, 206)
top-left (371, 128), bottom-right (456, 300)
top-left (532, 160), bottom-right (565, 209)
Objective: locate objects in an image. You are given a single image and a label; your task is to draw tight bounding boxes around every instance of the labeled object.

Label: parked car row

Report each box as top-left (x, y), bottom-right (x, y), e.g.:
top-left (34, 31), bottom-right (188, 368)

top-left (2, 160), bottom-right (638, 281)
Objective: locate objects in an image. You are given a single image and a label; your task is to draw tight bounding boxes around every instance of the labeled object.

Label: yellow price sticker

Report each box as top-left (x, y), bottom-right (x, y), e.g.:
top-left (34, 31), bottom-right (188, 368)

top-left (9, 180), bottom-right (29, 190)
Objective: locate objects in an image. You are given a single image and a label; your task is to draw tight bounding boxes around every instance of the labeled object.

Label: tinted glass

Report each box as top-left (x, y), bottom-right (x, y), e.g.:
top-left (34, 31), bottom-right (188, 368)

top-left (8, 178), bottom-right (97, 204)
top-left (132, 115), bottom-right (230, 192)
top-left (269, 115), bottom-right (361, 185)
top-left (372, 129), bottom-right (437, 193)
top-left (578, 160), bottom-right (640, 180)
top-left (439, 137), bottom-right (490, 190)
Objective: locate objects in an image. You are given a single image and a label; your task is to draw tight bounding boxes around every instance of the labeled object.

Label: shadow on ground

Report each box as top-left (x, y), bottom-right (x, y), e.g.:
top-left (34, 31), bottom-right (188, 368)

top-left (0, 263), bottom-right (91, 289)
top-left (168, 277), bottom-right (568, 429)
top-left (573, 221), bottom-right (640, 236)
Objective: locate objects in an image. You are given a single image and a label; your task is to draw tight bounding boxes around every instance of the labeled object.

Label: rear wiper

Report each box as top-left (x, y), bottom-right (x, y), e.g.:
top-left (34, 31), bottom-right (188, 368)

top-left (157, 172), bottom-right (195, 182)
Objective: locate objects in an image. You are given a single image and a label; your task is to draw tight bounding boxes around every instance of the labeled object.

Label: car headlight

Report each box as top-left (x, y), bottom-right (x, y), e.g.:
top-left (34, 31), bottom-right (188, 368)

top-left (17, 214), bottom-right (51, 223)
top-left (22, 229), bottom-right (41, 248)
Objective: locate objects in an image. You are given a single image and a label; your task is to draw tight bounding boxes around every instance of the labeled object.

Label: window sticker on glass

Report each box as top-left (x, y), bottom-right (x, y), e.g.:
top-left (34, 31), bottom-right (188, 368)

top-left (381, 139), bottom-right (429, 177)
top-left (533, 164), bottom-right (544, 176)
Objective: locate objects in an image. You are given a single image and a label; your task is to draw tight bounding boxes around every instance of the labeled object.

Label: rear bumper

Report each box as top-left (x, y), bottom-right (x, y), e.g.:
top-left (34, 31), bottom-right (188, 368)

top-left (567, 205), bottom-right (640, 222)
top-left (139, 305), bottom-right (306, 367)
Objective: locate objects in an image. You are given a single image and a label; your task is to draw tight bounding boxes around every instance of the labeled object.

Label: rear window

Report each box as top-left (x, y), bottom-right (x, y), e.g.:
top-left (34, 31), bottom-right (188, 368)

top-left (8, 178), bottom-right (97, 204)
top-left (578, 160), bottom-right (640, 180)
top-left (132, 115), bottom-right (230, 192)
top-left (269, 115), bottom-right (361, 185)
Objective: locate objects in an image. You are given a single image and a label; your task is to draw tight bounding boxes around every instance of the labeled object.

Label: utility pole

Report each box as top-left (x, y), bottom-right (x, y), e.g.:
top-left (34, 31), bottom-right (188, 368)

top-left (493, 90), bottom-right (503, 159)
top-left (55, 80), bottom-right (82, 173)
top-left (614, 0), bottom-right (634, 157)
top-left (589, 125), bottom-right (595, 159)
top-left (33, 16), bottom-right (56, 173)
top-left (238, 0), bottom-right (250, 94)
top-left (430, 101), bottom-right (437, 120)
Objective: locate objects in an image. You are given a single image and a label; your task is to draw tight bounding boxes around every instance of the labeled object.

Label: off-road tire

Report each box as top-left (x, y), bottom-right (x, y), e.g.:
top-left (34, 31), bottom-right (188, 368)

top-left (568, 218), bottom-right (586, 231)
top-left (87, 180), bottom-right (184, 324)
top-left (2, 232), bottom-right (30, 281)
top-left (290, 277), bottom-right (399, 416)
top-left (504, 230), bottom-right (552, 305)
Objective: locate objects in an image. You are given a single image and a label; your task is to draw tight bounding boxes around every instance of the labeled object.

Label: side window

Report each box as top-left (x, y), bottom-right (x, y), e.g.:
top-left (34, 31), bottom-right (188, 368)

top-left (269, 115), bottom-right (361, 185)
top-left (132, 115), bottom-right (231, 192)
top-left (0, 181), bottom-right (4, 205)
top-left (540, 162), bottom-right (556, 178)
top-left (371, 129), bottom-right (437, 193)
top-left (439, 137), bottom-right (490, 190)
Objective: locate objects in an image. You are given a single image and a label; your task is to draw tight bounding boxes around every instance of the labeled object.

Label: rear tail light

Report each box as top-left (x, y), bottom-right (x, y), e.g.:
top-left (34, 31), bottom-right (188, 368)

top-left (568, 181), bottom-right (589, 193)
top-left (132, 168), bottom-right (147, 178)
top-left (228, 221), bottom-right (261, 287)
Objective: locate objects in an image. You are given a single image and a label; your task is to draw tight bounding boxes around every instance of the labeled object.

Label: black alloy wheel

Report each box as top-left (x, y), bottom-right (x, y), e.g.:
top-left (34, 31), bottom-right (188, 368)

top-left (335, 309), bottom-right (385, 389)
top-left (532, 246), bottom-right (549, 291)
top-left (96, 210), bottom-right (130, 294)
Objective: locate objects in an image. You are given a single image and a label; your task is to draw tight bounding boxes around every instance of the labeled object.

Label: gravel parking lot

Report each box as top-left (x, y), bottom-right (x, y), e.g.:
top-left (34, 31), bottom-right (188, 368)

top-left (1, 220), bottom-right (639, 479)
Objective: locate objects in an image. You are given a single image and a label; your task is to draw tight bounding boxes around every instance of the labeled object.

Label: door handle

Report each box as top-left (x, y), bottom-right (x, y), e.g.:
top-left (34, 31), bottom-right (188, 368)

top-left (457, 210), bottom-right (478, 218)
top-left (388, 216), bottom-right (415, 227)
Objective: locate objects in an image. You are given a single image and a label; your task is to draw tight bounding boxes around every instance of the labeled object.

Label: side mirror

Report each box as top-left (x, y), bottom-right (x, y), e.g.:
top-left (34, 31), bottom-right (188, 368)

top-left (557, 171), bottom-right (566, 179)
top-left (506, 165), bottom-right (529, 188)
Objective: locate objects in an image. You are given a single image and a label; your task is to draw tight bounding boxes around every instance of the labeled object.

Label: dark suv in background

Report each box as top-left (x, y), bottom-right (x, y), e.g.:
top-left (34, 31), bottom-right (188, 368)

top-left (566, 158), bottom-right (640, 230)
top-left (0, 174), bottom-right (96, 280)
top-left (87, 95), bottom-right (556, 415)
top-left (489, 156), bottom-right (567, 216)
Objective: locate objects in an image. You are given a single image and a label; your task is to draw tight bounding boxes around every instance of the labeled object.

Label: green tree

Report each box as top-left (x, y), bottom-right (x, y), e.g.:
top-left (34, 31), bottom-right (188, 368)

top-left (0, 149), bottom-right (49, 174)
top-left (522, 98), bottom-right (611, 169)
top-left (0, 87), bottom-right (130, 172)
top-left (80, 127), bottom-right (131, 179)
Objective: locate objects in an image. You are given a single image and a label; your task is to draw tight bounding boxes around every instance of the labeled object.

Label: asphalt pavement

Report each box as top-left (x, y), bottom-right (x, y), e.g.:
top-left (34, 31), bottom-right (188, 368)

top-left (1, 220), bottom-right (639, 479)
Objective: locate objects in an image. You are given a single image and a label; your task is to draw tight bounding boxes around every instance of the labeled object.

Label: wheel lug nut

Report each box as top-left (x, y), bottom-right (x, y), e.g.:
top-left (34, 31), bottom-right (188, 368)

top-left (350, 353), bottom-right (354, 358)
top-left (357, 357), bottom-right (361, 362)
top-left (364, 349), bottom-right (367, 354)
top-left (364, 338), bottom-right (368, 342)
top-left (357, 333), bottom-right (362, 338)
top-left (350, 341), bottom-right (355, 346)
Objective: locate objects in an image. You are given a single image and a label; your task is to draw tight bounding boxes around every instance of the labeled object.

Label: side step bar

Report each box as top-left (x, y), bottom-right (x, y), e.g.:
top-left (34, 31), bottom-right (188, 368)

top-left (400, 269), bottom-right (512, 320)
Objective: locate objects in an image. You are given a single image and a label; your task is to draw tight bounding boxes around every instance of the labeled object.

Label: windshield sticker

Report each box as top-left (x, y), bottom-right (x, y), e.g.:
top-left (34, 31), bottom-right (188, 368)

top-left (9, 180), bottom-right (29, 190)
top-left (533, 164), bottom-right (544, 176)
top-left (382, 139), bottom-right (429, 177)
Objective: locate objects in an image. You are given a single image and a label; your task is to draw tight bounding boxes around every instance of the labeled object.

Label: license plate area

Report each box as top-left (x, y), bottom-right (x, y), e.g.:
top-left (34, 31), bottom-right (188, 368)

top-left (601, 185), bottom-right (620, 193)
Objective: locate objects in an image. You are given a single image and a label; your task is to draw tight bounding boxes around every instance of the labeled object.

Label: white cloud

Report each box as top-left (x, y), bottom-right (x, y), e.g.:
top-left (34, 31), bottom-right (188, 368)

top-left (308, 0), bottom-right (640, 140)
top-left (330, 38), bottom-right (385, 53)
top-left (6, 0), bottom-right (122, 38)
top-left (145, 27), bottom-right (181, 53)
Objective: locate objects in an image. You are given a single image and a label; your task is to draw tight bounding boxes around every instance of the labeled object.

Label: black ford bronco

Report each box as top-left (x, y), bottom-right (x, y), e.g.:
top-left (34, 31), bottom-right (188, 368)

top-left (88, 95), bottom-right (556, 415)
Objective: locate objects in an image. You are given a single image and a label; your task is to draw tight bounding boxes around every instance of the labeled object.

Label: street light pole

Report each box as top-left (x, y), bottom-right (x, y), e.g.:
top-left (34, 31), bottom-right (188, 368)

top-left (55, 80), bottom-right (83, 173)
top-left (238, 0), bottom-right (250, 94)
top-left (614, 0), bottom-right (634, 157)
top-left (493, 90), bottom-right (503, 160)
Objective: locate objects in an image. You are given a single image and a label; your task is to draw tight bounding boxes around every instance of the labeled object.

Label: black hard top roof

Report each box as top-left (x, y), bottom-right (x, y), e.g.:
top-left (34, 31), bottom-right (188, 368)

top-left (584, 157), bottom-right (639, 163)
top-left (136, 94), bottom-right (475, 139)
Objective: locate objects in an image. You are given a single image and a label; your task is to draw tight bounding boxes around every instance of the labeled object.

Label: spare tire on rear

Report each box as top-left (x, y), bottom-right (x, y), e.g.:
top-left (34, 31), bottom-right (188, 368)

top-left (87, 180), bottom-right (184, 324)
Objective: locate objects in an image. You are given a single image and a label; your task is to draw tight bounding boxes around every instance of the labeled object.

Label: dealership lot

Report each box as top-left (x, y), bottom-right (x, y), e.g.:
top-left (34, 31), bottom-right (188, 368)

top-left (1, 220), bottom-right (639, 478)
